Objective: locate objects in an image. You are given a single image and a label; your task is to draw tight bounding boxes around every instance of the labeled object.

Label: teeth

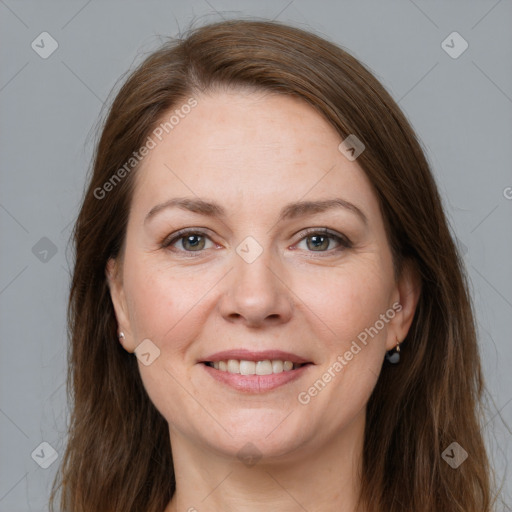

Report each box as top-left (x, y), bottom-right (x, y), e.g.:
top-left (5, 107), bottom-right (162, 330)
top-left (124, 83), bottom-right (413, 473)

top-left (256, 360), bottom-right (273, 375)
top-left (227, 359), bottom-right (239, 373)
top-left (208, 359), bottom-right (300, 375)
top-left (240, 360), bottom-right (256, 375)
top-left (272, 360), bottom-right (283, 373)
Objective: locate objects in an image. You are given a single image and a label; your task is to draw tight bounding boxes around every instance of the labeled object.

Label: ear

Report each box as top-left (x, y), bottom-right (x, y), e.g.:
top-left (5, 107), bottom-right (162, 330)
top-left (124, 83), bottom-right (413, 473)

top-left (106, 257), bottom-right (136, 353)
top-left (386, 259), bottom-right (422, 351)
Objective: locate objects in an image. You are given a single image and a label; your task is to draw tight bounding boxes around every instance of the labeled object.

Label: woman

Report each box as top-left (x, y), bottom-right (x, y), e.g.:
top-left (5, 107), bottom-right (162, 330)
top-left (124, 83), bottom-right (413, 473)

top-left (50, 19), bottom-right (494, 512)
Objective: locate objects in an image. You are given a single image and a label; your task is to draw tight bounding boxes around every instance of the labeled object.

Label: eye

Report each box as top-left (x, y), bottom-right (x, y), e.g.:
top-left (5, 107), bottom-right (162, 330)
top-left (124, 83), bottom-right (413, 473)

top-left (161, 229), bottom-right (215, 253)
top-left (295, 229), bottom-right (351, 253)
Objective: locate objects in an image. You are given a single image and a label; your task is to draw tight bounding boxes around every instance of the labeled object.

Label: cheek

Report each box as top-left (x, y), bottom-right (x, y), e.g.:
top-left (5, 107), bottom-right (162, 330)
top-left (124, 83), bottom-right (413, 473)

top-left (123, 255), bottom-right (205, 343)
top-left (125, 268), bottom-right (176, 342)
top-left (294, 259), bottom-right (393, 351)
top-left (258, 261), bottom-right (392, 446)
top-left (122, 253), bottom-right (230, 383)
top-left (122, 257), bottom-right (214, 427)
top-left (292, 261), bottom-right (392, 408)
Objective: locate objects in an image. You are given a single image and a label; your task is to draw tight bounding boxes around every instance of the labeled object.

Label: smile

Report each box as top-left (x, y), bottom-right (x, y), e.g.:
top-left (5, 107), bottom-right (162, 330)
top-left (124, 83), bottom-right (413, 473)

top-left (200, 350), bottom-right (313, 392)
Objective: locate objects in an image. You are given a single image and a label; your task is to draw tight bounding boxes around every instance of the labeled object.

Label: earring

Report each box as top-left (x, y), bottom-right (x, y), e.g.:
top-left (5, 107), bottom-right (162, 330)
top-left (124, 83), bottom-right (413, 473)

top-left (118, 331), bottom-right (125, 341)
top-left (385, 336), bottom-right (401, 364)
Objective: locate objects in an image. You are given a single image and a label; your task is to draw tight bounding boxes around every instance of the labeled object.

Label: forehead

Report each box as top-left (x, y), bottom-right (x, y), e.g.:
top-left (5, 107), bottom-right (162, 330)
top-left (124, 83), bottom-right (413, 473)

top-left (132, 90), bottom-right (380, 221)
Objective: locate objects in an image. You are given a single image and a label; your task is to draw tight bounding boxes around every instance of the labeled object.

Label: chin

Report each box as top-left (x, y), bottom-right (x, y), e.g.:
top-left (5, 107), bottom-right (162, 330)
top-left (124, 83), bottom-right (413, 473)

top-left (198, 411), bottom-right (314, 460)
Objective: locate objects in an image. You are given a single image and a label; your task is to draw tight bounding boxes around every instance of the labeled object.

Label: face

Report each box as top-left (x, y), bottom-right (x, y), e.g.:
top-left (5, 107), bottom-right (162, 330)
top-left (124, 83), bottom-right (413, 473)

top-left (107, 89), bottom-right (418, 461)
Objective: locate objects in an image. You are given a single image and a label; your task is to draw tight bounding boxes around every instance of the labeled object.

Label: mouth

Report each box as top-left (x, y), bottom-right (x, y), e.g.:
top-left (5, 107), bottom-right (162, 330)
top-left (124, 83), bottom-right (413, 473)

top-left (199, 350), bottom-right (313, 392)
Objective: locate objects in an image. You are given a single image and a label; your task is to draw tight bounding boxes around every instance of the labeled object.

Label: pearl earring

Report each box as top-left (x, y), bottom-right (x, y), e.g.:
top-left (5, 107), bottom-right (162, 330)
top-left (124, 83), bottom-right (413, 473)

top-left (385, 336), bottom-right (401, 364)
top-left (118, 332), bottom-right (125, 341)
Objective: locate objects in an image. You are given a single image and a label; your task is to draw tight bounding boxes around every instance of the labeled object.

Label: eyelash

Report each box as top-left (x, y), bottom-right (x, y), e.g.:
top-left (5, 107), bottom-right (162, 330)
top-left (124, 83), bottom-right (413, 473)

top-left (160, 228), bottom-right (352, 257)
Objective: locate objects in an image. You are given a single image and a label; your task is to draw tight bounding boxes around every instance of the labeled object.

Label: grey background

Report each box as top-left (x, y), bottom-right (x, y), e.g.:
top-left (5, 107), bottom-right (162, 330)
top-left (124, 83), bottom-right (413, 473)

top-left (1, 0), bottom-right (511, 510)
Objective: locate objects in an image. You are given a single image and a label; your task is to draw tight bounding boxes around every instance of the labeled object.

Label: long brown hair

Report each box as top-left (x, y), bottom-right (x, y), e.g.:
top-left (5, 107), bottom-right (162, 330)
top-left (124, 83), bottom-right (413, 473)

top-left (50, 19), bottom-right (495, 511)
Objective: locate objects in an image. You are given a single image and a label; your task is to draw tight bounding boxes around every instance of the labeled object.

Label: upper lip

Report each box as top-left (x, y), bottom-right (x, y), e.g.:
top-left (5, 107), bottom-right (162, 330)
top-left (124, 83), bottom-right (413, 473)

top-left (200, 349), bottom-right (311, 364)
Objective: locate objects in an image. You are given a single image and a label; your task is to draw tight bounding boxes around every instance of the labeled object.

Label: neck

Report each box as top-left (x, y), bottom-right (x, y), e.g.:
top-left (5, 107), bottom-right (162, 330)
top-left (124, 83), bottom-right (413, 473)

top-left (165, 410), bottom-right (366, 512)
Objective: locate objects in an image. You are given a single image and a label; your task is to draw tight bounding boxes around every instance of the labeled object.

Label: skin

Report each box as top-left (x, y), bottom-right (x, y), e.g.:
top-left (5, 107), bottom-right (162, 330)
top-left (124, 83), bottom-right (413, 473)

top-left (107, 89), bottom-right (420, 512)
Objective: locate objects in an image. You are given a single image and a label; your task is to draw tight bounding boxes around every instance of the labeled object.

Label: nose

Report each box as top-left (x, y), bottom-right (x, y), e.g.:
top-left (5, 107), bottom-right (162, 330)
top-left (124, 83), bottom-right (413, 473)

top-left (217, 249), bottom-right (294, 328)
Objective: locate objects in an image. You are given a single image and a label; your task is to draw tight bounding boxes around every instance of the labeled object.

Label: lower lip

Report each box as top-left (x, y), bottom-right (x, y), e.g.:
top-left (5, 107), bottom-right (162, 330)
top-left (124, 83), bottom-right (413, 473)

top-left (201, 363), bottom-right (312, 392)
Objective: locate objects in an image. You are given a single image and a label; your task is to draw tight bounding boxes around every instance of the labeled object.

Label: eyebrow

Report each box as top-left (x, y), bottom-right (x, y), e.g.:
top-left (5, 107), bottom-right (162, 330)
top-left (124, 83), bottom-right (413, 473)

top-left (144, 196), bottom-right (368, 225)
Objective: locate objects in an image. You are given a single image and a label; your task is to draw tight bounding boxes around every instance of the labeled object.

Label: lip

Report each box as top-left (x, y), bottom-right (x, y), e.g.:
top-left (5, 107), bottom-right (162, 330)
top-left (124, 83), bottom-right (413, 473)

top-left (200, 349), bottom-right (311, 364)
top-left (201, 362), bottom-right (312, 392)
